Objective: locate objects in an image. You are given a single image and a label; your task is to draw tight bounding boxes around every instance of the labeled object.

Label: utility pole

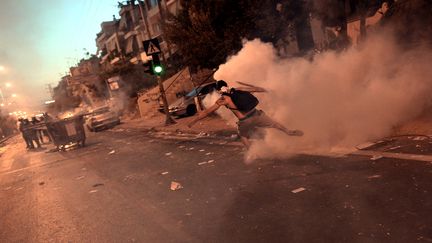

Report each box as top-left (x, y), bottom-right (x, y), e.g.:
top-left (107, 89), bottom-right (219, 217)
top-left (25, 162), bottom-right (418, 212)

top-left (153, 53), bottom-right (175, 125)
top-left (138, 0), bottom-right (152, 40)
top-left (48, 84), bottom-right (55, 98)
top-left (157, 0), bottom-right (173, 60)
top-left (157, 73), bottom-right (175, 125)
top-left (143, 38), bottom-right (175, 125)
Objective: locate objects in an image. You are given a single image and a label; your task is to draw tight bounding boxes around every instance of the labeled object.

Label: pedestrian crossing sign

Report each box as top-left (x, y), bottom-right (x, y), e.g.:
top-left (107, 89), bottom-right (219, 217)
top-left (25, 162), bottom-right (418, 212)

top-left (143, 38), bottom-right (161, 55)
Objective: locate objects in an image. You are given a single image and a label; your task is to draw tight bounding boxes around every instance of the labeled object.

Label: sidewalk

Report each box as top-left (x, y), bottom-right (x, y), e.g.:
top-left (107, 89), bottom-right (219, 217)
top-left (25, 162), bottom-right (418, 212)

top-left (120, 113), bottom-right (238, 138)
top-left (120, 112), bottom-right (432, 163)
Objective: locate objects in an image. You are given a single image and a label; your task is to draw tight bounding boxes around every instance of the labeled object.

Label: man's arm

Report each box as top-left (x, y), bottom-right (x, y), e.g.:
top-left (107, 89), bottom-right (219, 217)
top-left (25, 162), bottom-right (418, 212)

top-left (187, 102), bottom-right (222, 128)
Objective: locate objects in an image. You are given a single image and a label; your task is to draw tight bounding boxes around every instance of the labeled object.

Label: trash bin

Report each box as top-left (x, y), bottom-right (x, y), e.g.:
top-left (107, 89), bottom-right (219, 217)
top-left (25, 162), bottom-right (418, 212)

top-left (46, 115), bottom-right (86, 150)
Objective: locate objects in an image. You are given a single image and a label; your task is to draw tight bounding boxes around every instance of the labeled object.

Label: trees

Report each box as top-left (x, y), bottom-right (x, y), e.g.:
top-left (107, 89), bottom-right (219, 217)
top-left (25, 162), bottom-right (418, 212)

top-left (165, 0), bottom-right (308, 70)
top-left (381, 0), bottom-right (432, 45)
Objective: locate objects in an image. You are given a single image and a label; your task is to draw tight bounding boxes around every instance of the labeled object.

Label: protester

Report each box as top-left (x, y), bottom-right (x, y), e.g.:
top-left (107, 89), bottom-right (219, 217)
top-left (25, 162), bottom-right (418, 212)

top-left (18, 118), bottom-right (34, 149)
top-left (188, 80), bottom-right (303, 148)
top-left (31, 117), bottom-right (45, 143)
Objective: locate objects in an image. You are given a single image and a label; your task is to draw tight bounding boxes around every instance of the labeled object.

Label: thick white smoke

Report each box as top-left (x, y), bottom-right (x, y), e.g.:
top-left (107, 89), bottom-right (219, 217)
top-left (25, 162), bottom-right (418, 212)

top-left (213, 34), bottom-right (432, 159)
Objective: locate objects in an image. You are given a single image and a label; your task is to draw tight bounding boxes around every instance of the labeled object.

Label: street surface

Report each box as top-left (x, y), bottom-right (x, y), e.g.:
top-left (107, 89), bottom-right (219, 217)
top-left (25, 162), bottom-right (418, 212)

top-left (1, 127), bottom-right (432, 242)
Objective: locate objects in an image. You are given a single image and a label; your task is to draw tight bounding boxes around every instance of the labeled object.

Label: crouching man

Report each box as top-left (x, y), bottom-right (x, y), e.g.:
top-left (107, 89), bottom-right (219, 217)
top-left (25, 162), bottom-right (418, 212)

top-left (187, 80), bottom-right (303, 149)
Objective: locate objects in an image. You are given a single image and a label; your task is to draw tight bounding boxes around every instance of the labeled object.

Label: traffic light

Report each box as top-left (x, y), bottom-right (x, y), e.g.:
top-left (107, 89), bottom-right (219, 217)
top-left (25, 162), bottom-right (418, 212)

top-left (151, 54), bottom-right (164, 75)
top-left (143, 60), bottom-right (154, 75)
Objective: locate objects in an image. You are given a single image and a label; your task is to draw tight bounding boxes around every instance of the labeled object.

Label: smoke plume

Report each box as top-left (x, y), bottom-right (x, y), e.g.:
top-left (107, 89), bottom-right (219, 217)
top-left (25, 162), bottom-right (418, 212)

top-left (213, 33), bottom-right (432, 159)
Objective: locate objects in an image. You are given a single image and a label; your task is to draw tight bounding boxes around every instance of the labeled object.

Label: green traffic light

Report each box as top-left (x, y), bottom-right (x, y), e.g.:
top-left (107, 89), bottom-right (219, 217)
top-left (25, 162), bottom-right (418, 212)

top-left (154, 65), bottom-right (163, 74)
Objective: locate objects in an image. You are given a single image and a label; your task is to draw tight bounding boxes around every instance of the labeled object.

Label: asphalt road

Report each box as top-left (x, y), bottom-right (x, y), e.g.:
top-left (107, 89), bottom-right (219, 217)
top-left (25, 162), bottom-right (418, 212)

top-left (1, 128), bottom-right (432, 242)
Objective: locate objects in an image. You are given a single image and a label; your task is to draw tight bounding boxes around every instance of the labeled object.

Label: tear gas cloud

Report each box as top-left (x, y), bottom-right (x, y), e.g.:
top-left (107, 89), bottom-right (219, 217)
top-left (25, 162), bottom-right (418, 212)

top-left (213, 34), bottom-right (432, 158)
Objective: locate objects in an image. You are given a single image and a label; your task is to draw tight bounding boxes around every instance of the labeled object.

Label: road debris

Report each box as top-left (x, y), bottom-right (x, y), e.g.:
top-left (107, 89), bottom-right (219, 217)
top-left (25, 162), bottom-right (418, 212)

top-left (108, 150), bottom-right (116, 155)
top-left (161, 171), bottom-right (169, 175)
top-left (291, 187), bottom-right (306, 193)
top-left (368, 175), bottom-right (382, 179)
top-left (165, 152), bottom-right (172, 156)
top-left (89, 190), bottom-right (98, 193)
top-left (388, 146), bottom-right (401, 150)
top-left (356, 141), bottom-right (380, 150)
top-left (170, 181), bottom-right (183, 191)
top-left (197, 132), bottom-right (208, 137)
top-left (371, 155), bottom-right (383, 161)
top-left (93, 183), bottom-right (104, 187)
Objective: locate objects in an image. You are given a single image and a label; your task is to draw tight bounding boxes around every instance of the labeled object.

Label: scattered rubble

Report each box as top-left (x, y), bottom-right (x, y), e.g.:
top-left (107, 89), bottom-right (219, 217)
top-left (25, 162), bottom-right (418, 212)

top-left (197, 132), bottom-right (209, 137)
top-left (388, 146), bottom-right (402, 150)
top-left (198, 159), bottom-right (215, 166)
top-left (371, 155), bottom-right (383, 161)
top-left (356, 141), bottom-right (380, 150)
top-left (170, 181), bottom-right (183, 191)
top-left (291, 187), bottom-right (306, 193)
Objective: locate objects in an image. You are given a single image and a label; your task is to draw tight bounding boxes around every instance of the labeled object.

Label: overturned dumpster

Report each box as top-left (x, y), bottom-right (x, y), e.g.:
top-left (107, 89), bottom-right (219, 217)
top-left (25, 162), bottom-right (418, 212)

top-left (46, 115), bottom-right (86, 151)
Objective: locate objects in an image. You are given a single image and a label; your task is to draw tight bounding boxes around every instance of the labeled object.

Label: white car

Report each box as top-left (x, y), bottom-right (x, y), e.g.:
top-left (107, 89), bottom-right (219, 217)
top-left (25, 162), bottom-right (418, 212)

top-left (85, 106), bottom-right (120, 132)
top-left (168, 82), bottom-right (217, 117)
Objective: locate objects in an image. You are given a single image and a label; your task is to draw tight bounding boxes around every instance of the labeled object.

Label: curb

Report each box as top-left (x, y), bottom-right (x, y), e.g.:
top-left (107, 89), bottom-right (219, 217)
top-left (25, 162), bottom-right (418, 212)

top-left (120, 122), bottom-right (238, 140)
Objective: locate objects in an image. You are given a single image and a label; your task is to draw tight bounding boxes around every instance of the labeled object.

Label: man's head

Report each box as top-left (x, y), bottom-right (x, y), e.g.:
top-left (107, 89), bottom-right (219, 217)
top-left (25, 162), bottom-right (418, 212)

top-left (216, 80), bottom-right (228, 93)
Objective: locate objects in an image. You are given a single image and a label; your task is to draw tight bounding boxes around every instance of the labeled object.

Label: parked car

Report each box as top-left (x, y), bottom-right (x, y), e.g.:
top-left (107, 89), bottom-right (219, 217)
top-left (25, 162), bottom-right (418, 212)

top-left (167, 82), bottom-right (217, 117)
top-left (85, 106), bottom-right (120, 132)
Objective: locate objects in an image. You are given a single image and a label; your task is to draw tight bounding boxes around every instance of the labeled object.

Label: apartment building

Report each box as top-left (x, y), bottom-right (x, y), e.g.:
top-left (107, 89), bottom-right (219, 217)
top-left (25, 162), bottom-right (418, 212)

top-left (96, 0), bottom-right (180, 68)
